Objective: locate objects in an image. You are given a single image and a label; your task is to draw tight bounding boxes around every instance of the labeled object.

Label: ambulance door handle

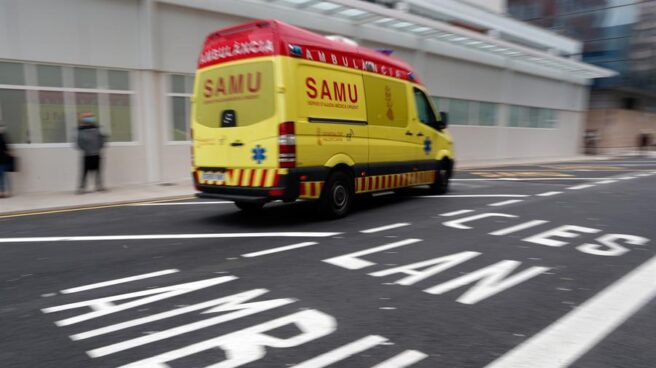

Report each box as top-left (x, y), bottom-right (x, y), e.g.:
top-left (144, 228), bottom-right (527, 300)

top-left (405, 131), bottom-right (414, 136)
top-left (417, 132), bottom-right (424, 137)
top-left (230, 142), bottom-right (244, 147)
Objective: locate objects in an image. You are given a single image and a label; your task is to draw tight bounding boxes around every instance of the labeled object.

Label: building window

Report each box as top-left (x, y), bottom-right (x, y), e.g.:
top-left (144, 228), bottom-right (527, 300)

top-left (433, 97), bottom-right (498, 126)
top-left (167, 74), bottom-right (194, 141)
top-left (509, 105), bottom-right (557, 128)
top-left (38, 91), bottom-right (68, 143)
top-left (0, 89), bottom-right (29, 143)
top-left (0, 61), bottom-right (135, 144)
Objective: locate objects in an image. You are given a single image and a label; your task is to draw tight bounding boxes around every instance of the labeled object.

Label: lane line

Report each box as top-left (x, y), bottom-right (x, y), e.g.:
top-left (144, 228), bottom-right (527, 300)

top-left (420, 194), bottom-right (529, 198)
top-left (488, 199), bottom-right (524, 207)
top-left (372, 191), bottom-right (394, 197)
top-left (360, 223), bottom-right (411, 234)
top-left (291, 335), bottom-right (388, 368)
top-left (241, 242), bottom-right (318, 258)
top-left (61, 269), bottom-right (179, 294)
top-left (0, 232), bottom-right (342, 244)
top-left (130, 201), bottom-right (231, 206)
top-left (619, 176), bottom-right (636, 180)
top-left (371, 350), bottom-right (428, 368)
top-left (489, 220), bottom-right (549, 236)
top-left (635, 173), bottom-right (650, 177)
top-left (537, 191), bottom-right (562, 197)
top-left (595, 180), bottom-right (617, 184)
top-left (453, 178), bottom-right (617, 181)
top-left (440, 209), bottom-right (474, 217)
top-left (485, 254), bottom-right (656, 368)
top-left (567, 184), bottom-right (595, 190)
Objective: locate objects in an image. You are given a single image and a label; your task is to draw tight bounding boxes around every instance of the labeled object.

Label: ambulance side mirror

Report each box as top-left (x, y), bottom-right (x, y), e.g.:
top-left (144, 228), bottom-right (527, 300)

top-left (438, 112), bottom-right (449, 130)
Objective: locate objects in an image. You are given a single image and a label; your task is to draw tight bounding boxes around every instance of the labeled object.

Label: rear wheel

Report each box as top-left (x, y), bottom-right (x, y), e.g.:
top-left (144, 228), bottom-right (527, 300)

top-left (234, 201), bottom-right (264, 212)
top-left (318, 171), bottom-right (354, 219)
top-left (429, 161), bottom-right (450, 195)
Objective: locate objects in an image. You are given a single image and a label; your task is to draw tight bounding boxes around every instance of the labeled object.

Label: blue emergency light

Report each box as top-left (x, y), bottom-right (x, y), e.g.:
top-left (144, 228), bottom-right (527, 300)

top-left (289, 44), bottom-right (303, 57)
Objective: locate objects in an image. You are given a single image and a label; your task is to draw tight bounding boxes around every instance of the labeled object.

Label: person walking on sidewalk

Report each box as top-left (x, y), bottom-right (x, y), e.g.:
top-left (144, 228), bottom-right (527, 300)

top-left (0, 122), bottom-right (13, 198)
top-left (76, 113), bottom-right (107, 194)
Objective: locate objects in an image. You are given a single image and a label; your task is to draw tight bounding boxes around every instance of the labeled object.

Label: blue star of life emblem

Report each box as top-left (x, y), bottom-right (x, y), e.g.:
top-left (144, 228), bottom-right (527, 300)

top-left (252, 145), bottom-right (266, 164)
top-left (423, 138), bottom-right (432, 155)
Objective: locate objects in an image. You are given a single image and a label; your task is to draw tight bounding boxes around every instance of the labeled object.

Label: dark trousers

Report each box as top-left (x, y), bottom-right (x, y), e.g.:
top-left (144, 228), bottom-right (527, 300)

top-left (80, 155), bottom-right (102, 189)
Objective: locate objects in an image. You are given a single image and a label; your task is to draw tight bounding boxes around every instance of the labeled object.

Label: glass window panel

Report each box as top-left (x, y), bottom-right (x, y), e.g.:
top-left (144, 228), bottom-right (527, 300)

top-left (449, 99), bottom-right (469, 125)
top-left (75, 92), bottom-right (100, 126)
top-left (185, 76), bottom-right (195, 94)
top-left (0, 62), bottom-right (25, 85)
top-left (171, 96), bottom-right (189, 141)
top-left (38, 91), bottom-right (68, 143)
top-left (413, 89), bottom-right (436, 125)
top-left (509, 105), bottom-right (521, 127)
top-left (0, 89), bottom-right (29, 143)
top-left (108, 94), bottom-right (133, 142)
top-left (528, 107), bottom-right (540, 127)
top-left (170, 75), bottom-right (186, 93)
top-left (478, 102), bottom-right (497, 126)
top-left (108, 70), bottom-right (130, 90)
top-left (37, 65), bottom-right (63, 87)
top-left (74, 67), bottom-right (97, 89)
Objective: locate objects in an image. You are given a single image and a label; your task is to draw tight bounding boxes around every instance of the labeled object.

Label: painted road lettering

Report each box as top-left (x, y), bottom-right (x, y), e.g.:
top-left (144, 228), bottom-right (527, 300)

top-left (324, 243), bottom-right (550, 304)
top-left (43, 271), bottom-right (427, 367)
top-left (443, 211), bottom-right (650, 256)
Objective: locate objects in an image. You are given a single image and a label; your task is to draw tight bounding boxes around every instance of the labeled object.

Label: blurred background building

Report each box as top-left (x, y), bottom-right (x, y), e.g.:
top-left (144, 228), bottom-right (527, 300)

top-left (0, 0), bottom-right (613, 193)
top-left (507, 0), bottom-right (656, 153)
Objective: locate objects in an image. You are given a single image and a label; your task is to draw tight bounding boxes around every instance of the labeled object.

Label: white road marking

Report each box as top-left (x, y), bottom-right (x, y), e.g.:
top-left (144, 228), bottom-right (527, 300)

top-left (360, 223), bottom-right (411, 234)
top-left (485, 254), bottom-right (656, 368)
top-left (0, 232), bottom-right (342, 243)
top-left (371, 350), bottom-right (428, 368)
top-left (241, 242), bottom-right (319, 258)
top-left (323, 239), bottom-right (422, 270)
top-left (488, 199), bottom-right (524, 207)
top-left (595, 180), bottom-right (617, 184)
top-left (372, 191), bottom-right (394, 197)
top-left (567, 184), bottom-right (595, 190)
top-left (130, 201), bottom-right (232, 206)
top-left (291, 335), bottom-right (387, 368)
top-left (421, 194), bottom-right (530, 198)
top-left (537, 191), bottom-right (562, 197)
top-left (619, 176), bottom-right (636, 180)
top-left (635, 173), bottom-right (650, 177)
top-left (61, 269), bottom-right (179, 294)
top-left (453, 178), bottom-right (617, 181)
top-left (440, 209), bottom-right (474, 217)
top-left (490, 220), bottom-right (549, 236)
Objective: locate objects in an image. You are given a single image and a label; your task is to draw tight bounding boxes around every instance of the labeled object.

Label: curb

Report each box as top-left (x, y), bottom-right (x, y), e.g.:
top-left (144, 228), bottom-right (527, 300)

top-left (0, 194), bottom-right (196, 218)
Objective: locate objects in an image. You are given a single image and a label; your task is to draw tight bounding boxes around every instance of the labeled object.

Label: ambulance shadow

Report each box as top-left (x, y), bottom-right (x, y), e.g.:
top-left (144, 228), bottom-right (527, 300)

top-left (205, 192), bottom-right (421, 227)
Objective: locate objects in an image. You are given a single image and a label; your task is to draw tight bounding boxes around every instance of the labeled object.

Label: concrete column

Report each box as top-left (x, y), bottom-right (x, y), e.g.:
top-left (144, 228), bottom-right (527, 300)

top-left (138, 0), bottom-right (161, 183)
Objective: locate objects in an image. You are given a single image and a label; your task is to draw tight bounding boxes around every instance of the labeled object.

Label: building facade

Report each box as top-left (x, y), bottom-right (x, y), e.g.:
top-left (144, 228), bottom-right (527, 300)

top-left (508, 0), bottom-right (656, 153)
top-left (0, 0), bottom-right (612, 193)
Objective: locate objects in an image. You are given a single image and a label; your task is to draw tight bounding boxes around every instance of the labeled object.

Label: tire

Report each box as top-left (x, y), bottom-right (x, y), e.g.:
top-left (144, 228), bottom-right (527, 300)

top-left (318, 171), bottom-right (354, 219)
top-left (234, 201), bottom-right (264, 212)
top-left (429, 161), bottom-right (450, 195)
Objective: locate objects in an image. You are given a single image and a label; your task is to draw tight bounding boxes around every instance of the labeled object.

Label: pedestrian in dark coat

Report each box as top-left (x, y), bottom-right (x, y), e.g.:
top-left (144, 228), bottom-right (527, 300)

top-left (0, 122), bottom-right (12, 198)
top-left (76, 113), bottom-right (106, 194)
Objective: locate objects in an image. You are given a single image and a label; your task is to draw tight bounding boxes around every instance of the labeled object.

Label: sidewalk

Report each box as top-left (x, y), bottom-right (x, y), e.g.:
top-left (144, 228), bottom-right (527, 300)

top-left (0, 181), bottom-right (195, 216)
top-left (0, 155), bottom-right (616, 216)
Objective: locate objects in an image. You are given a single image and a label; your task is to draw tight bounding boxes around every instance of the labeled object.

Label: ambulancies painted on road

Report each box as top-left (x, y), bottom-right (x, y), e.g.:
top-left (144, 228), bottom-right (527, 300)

top-left (191, 20), bottom-right (455, 217)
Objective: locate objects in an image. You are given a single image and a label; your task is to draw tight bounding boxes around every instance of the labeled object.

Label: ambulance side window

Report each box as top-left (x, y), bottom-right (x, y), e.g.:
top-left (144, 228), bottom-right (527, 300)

top-left (413, 88), bottom-right (437, 126)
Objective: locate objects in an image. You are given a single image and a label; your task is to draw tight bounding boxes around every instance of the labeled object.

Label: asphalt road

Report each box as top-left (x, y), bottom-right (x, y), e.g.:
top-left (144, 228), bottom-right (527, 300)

top-left (1, 157), bottom-right (655, 368)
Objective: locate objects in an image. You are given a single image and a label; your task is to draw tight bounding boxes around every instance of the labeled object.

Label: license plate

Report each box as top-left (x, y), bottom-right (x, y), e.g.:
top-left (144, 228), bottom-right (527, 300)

top-left (201, 172), bottom-right (225, 182)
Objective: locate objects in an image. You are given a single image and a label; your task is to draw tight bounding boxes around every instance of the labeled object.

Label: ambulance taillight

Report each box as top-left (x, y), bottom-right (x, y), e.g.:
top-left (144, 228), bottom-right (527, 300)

top-left (278, 121), bottom-right (296, 168)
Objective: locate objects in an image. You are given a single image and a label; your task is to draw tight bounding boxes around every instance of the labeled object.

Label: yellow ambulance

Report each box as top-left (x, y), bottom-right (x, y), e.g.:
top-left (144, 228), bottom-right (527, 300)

top-left (192, 20), bottom-right (454, 218)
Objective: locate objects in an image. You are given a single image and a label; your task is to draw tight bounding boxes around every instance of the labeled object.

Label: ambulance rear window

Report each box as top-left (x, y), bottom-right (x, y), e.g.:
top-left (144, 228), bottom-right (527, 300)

top-left (195, 61), bottom-right (274, 128)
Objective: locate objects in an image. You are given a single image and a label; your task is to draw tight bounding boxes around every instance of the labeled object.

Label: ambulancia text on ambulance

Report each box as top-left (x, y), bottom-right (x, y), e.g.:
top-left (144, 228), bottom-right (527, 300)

top-left (192, 20), bottom-right (454, 218)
